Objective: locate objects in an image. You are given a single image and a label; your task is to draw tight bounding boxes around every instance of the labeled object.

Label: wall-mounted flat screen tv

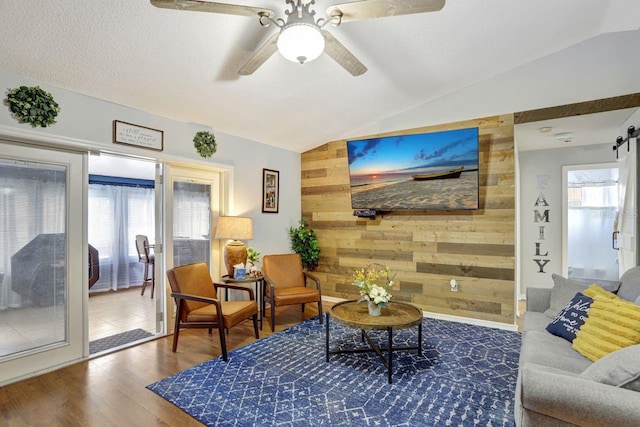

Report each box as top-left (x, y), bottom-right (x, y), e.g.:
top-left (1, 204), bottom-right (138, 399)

top-left (346, 127), bottom-right (479, 211)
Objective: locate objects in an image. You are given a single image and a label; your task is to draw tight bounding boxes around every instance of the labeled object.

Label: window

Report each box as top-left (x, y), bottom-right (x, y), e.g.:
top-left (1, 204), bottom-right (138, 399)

top-left (0, 159), bottom-right (67, 357)
top-left (88, 181), bottom-right (154, 292)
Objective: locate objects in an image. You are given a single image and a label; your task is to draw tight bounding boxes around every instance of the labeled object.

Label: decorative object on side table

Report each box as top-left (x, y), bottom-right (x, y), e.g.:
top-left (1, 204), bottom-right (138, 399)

top-left (234, 267), bottom-right (247, 280)
top-left (193, 130), bottom-right (217, 158)
top-left (288, 219), bottom-right (320, 271)
top-left (353, 263), bottom-right (395, 316)
top-left (4, 85), bottom-right (60, 127)
top-left (262, 168), bottom-right (279, 213)
top-left (214, 216), bottom-right (253, 277)
top-left (246, 247), bottom-right (261, 276)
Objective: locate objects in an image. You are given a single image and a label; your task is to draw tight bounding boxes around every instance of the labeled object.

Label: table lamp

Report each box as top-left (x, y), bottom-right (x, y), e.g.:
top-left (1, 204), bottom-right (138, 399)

top-left (214, 216), bottom-right (253, 277)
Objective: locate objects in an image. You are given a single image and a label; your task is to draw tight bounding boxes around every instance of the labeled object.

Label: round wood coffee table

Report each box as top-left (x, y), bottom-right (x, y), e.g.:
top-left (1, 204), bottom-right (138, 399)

top-left (325, 300), bottom-right (423, 383)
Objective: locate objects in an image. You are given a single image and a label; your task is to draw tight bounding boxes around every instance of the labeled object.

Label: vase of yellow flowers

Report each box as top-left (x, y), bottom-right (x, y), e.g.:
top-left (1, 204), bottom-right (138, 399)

top-left (352, 263), bottom-right (394, 316)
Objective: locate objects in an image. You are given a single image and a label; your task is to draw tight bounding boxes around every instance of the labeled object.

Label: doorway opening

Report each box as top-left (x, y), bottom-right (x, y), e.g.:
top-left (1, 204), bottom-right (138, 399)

top-left (563, 164), bottom-right (620, 284)
top-left (87, 154), bottom-right (159, 355)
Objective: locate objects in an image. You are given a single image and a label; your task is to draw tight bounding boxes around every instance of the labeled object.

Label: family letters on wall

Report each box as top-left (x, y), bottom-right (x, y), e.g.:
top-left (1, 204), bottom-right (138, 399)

top-left (534, 174), bottom-right (551, 273)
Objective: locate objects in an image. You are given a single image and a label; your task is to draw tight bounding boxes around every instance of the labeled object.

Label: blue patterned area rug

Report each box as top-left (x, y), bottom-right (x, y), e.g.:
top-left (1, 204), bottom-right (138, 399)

top-left (147, 316), bottom-right (521, 426)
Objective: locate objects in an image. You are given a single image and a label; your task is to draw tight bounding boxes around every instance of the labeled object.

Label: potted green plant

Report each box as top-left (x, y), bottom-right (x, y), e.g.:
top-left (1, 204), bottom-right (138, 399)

top-left (288, 219), bottom-right (320, 271)
top-left (246, 247), bottom-right (261, 274)
top-left (4, 85), bottom-right (60, 127)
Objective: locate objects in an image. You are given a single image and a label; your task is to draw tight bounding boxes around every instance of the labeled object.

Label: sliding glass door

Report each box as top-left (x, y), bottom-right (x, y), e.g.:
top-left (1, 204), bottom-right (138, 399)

top-left (0, 141), bottom-right (85, 385)
top-left (172, 180), bottom-right (212, 267)
top-left (165, 166), bottom-right (219, 271)
top-left (163, 165), bottom-right (220, 335)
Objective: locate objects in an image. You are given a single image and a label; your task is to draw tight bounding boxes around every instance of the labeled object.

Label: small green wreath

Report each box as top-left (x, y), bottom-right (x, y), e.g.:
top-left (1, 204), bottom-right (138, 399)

top-left (193, 131), bottom-right (217, 158)
top-left (4, 85), bottom-right (60, 127)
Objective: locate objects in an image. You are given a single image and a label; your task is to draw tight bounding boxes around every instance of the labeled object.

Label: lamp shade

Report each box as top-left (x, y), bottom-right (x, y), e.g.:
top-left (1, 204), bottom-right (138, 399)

top-left (214, 216), bottom-right (253, 241)
top-left (214, 216), bottom-right (253, 277)
top-left (277, 23), bottom-right (325, 64)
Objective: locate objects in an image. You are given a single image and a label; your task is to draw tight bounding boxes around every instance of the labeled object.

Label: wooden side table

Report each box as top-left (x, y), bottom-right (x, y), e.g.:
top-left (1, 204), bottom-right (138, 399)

top-left (221, 274), bottom-right (265, 330)
top-left (326, 300), bottom-right (423, 383)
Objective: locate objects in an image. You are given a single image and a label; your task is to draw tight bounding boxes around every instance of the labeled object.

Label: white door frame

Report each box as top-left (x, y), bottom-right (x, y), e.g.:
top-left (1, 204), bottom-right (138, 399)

top-left (154, 162), bottom-right (164, 334)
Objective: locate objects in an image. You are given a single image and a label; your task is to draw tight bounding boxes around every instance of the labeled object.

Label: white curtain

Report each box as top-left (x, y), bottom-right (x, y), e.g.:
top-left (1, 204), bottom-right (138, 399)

top-left (88, 184), bottom-right (154, 292)
top-left (0, 170), bottom-right (66, 310)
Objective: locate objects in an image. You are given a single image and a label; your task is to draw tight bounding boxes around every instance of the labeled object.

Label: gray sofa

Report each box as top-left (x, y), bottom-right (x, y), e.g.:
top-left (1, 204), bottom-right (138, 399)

top-left (516, 268), bottom-right (640, 426)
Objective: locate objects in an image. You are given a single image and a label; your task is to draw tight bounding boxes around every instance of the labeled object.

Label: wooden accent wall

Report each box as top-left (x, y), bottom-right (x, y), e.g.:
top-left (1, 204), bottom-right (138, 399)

top-left (301, 114), bottom-right (516, 324)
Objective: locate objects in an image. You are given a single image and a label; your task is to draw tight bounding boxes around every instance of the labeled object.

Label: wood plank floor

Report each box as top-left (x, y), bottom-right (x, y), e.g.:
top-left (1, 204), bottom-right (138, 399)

top-left (0, 303), bottom-right (332, 427)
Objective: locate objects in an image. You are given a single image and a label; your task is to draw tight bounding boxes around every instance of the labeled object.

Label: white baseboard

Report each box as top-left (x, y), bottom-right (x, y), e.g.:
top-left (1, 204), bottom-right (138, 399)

top-left (321, 296), bottom-right (519, 332)
top-left (420, 310), bottom-right (518, 331)
top-left (321, 295), bottom-right (346, 303)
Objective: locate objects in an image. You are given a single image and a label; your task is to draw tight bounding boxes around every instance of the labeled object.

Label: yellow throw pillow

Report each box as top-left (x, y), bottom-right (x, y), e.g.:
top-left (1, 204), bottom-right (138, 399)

top-left (582, 284), bottom-right (619, 300)
top-left (572, 295), bottom-right (640, 361)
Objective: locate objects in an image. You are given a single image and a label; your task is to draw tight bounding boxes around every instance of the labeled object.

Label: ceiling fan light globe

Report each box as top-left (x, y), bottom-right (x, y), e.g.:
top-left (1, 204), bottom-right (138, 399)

top-left (277, 23), bottom-right (325, 64)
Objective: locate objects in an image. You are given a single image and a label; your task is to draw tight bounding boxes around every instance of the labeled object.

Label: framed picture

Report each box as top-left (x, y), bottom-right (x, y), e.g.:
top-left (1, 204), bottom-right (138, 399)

top-left (113, 120), bottom-right (164, 151)
top-left (262, 168), bottom-right (279, 213)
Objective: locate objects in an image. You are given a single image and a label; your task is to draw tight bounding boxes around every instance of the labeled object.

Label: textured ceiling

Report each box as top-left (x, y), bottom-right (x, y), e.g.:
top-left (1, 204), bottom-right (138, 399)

top-left (0, 0), bottom-right (638, 152)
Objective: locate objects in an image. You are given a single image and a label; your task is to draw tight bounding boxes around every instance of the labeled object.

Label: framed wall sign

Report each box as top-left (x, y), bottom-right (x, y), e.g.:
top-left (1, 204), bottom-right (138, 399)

top-left (113, 120), bottom-right (164, 151)
top-left (262, 168), bottom-right (279, 213)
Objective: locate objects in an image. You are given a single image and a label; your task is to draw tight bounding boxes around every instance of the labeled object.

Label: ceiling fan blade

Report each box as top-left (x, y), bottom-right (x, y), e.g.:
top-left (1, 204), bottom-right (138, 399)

top-left (150, 0), bottom-right (276, 19)
top-left (326, 0), bottom-right (445, 24)
top-left (322, 31), bottom-right (367, 76)
top-left (238, 32), bottom-right (280, 75)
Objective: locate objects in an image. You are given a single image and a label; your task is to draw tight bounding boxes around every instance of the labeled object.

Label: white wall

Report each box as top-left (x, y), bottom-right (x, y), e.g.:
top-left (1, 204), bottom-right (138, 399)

top-left (0, 67), bottom-right (300, 259)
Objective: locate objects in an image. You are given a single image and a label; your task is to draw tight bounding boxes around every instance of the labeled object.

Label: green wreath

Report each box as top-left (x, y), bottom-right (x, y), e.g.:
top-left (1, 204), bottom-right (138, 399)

top-left (4, 85), bottom-right (60, 127)
top-left (193, 131), bottom-right (217, 158)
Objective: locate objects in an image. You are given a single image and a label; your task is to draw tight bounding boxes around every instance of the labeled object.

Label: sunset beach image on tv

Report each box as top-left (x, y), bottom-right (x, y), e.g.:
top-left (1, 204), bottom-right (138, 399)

top-left (346, 127), bottom-right (479, 210)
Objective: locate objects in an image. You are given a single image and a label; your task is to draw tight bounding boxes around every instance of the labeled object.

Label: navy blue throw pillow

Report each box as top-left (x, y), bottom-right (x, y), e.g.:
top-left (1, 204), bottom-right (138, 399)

top-left (546, 292), bottom-right (594, 342)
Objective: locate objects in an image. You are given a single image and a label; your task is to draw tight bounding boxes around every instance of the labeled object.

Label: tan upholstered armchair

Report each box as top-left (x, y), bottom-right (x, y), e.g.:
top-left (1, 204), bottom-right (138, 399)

top-left (166, 262), bottom-right (259, 361)
top-left (262, 253), bottom-right (323, 332)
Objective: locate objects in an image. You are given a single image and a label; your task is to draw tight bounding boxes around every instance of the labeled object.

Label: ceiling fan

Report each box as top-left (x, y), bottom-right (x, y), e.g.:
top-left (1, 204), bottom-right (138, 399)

top-left (150, 0), bottom-right (445, 76)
